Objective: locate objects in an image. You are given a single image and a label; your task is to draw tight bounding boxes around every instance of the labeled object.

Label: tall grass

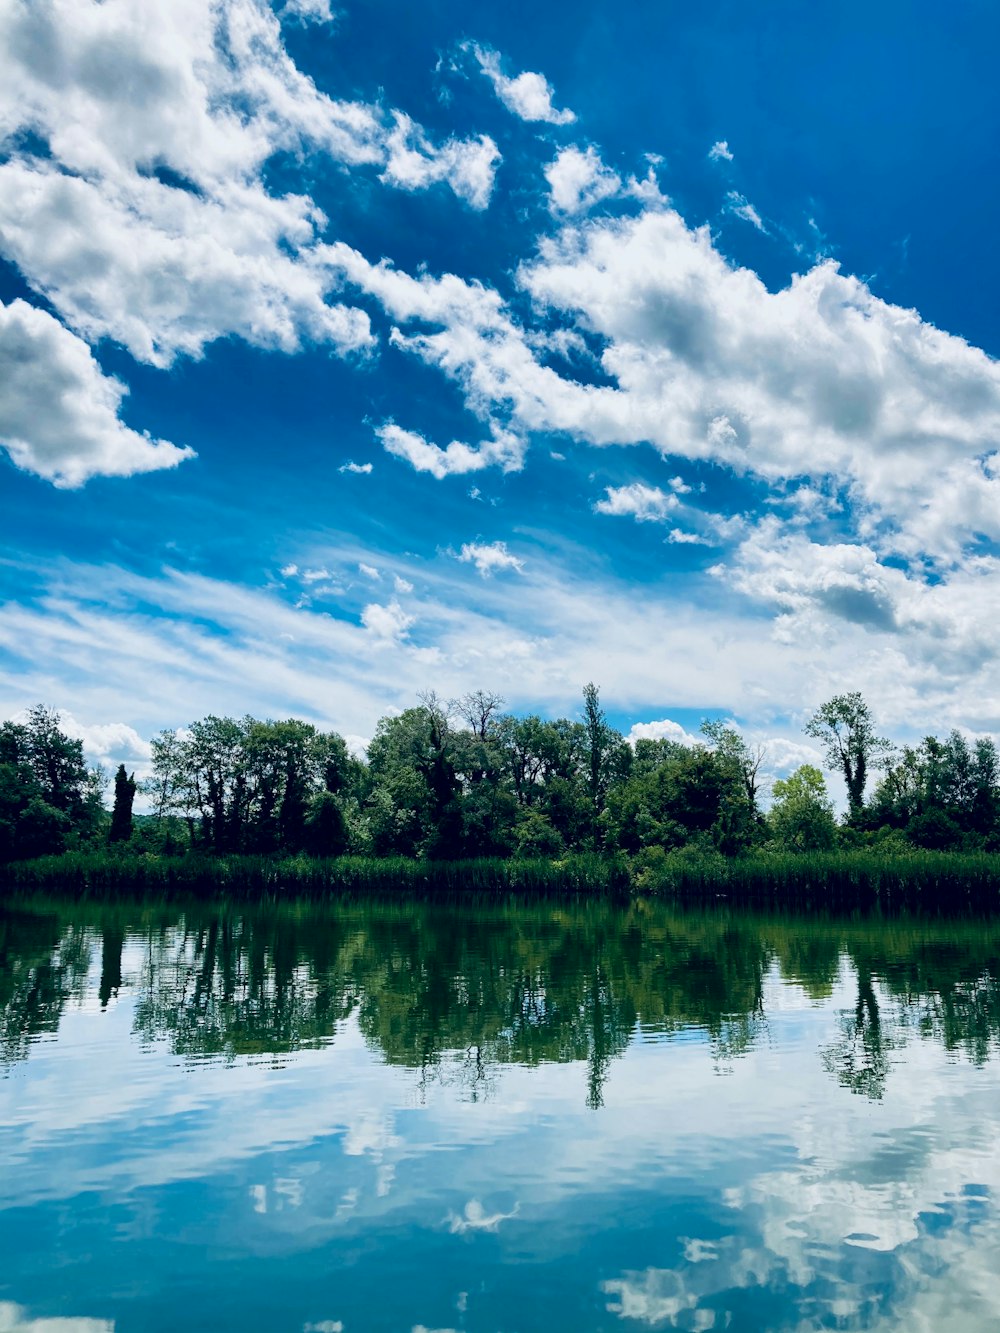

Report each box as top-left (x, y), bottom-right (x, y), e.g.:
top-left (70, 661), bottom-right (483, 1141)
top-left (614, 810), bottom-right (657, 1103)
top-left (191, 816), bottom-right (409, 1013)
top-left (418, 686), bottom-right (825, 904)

top-left (0, 851), bottom-right (631, 900)
top-left (637, 849), bottom-right (1000, 910)
top-left (3, 848), bottom-right (1000, 909)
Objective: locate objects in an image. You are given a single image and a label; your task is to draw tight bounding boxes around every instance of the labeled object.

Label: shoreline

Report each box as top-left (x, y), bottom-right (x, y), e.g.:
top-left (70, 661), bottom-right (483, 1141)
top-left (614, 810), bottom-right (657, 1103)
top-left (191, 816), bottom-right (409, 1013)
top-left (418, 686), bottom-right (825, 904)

top-left (4, 849), bottom-right (1000, 909)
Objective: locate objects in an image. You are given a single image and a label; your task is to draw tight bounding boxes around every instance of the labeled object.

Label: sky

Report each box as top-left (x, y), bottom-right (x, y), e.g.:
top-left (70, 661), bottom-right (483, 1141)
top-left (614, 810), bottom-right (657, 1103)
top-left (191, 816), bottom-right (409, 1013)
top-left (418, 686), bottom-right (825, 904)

top-left (1, 0), bottom-right (1000, 785)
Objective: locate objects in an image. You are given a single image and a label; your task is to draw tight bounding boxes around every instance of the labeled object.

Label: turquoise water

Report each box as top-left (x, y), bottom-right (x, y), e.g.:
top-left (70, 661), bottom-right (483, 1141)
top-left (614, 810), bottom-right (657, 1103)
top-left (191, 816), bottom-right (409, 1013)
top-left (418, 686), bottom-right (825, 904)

top-left (2, 898), bottom-right (1000, 1332)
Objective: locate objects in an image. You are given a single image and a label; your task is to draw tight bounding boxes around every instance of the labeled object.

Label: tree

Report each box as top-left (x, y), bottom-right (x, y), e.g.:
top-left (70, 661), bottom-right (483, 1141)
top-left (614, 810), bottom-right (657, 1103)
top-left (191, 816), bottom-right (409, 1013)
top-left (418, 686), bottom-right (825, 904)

top-left (581, 683), bottom-right (627, 844)
top-left (305, 790), bottom-right (348, 857)
top-left (804, 693), bottom-right (891, 820)
top-left (454, 689), bottom-right (505, 742)
top-left (108, 764), bottom-right (136, 844)
top-left (700, 720), bottom-right (766, 816)
top-left (768, 765), bottom-right (837, 851)
top-left (0, 707), bottom-right (101, 860)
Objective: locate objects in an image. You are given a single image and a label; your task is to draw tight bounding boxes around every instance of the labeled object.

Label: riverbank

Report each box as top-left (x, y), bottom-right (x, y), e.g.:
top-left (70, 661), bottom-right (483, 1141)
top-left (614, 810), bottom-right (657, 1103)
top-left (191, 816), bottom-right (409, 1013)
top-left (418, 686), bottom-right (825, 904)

top-left (4, 848), bottom-right (1000, 908)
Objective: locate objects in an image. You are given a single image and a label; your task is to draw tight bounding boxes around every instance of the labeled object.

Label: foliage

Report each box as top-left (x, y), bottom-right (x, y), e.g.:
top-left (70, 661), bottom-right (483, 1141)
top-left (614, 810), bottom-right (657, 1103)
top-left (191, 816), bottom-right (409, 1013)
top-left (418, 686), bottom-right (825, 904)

top-left (767, 765), bottom-right (838, 851)
top-left (5, 688), bottom-right (1000, 876)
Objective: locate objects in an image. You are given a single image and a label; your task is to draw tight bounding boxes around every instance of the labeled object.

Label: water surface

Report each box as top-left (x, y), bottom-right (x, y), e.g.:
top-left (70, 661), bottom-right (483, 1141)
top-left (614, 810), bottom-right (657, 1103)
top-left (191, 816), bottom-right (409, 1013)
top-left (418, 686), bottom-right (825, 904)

top-left (2, 897), bottom-right (1000, 1332)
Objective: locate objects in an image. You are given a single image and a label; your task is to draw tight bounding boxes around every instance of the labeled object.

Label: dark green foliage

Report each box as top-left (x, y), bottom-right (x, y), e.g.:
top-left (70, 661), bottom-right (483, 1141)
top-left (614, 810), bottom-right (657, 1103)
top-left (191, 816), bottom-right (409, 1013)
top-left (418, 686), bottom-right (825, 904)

top-left (6, 688), bottom-right (1000, 886)
top-left (109, 765), bottom-right (136, 844)
top-left (305, 791), bottom-right (348, 858)
top-left (805, 693), bottom-right (892, 821)
top-left (0, 706), bottom-right (102, 861)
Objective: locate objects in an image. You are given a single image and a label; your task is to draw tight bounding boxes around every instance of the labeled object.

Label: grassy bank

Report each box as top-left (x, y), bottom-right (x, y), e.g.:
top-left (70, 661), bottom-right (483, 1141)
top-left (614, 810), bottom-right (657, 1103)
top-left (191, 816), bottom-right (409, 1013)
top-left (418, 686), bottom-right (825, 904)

top-left (3, 848), bottom-right (1000, 909)
top-left (0, 850), bottom-right (632, 899)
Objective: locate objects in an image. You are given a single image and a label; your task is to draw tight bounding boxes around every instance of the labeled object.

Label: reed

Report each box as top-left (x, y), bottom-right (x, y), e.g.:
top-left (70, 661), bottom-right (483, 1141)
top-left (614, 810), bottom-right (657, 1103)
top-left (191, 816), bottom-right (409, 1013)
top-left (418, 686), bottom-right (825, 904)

top-left (0, 850), bottom-right (632, 900)
top-left (3, 848), bottom-right (999, 909)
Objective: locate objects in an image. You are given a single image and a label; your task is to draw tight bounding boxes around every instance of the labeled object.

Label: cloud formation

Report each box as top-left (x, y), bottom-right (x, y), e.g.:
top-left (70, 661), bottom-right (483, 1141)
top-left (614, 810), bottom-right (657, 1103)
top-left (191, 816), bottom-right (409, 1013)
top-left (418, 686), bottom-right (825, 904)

top-left (0, 0), bottom-right (498, 368)
top-left (456, 541), bottom-right (524, 576)
top-left (545, 145), bottom-right (621, 215)
top-left (469, 44), bottom-right (575, 124)
top-left (376, 423), bottom-right (525, 479)
top-left (0, 299), bottom-right (193, 486)
top-left (595, 483), bottom-right (679, 522)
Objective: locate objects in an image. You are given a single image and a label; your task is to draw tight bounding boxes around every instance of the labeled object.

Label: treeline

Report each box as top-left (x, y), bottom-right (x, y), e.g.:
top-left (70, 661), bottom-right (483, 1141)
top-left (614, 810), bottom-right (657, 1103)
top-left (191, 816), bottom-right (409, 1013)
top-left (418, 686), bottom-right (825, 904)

top-left (3, 689), bottom-right (1000, 866)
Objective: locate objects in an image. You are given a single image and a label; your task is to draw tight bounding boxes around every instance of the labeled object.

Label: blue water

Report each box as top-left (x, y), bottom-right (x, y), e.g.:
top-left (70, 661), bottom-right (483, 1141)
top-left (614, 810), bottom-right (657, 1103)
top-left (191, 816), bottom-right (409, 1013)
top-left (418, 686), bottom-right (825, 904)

top-left (2, 899), bottom-right (999, 1331)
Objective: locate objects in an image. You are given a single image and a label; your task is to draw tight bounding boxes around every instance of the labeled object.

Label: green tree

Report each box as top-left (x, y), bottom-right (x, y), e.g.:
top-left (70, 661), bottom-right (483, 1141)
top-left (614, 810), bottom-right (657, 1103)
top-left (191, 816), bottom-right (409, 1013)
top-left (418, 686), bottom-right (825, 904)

top-left (0, 707), bottom-right (101, 860)
top-left (804, 693), bottom-right (891, 820)
top-left (768, 765), bottom-right (837, 851)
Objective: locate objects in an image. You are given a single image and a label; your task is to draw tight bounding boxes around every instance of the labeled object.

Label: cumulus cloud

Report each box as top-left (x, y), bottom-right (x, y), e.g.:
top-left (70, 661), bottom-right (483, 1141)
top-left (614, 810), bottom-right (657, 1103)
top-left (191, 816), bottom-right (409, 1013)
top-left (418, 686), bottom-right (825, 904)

top-left (377, 423), bottom-right (526, 479)
top-left (328, 210), bottom-right (1000, 566)
top-left (595, 481), bottom-right (742, 545)
top-left (469, 44), bottom-right (575, 124)
top-left (57, 714), bottom-right (152, 766)
top-left (0, 0), bottom-right (498, 368)
top-left (545, 145), bottom-right (621, 214)
top-left (0, 298), bottom-right (194, 486)
top-left (361, 600), bottom-right (414, 641)
top-left (339, 461), bottom-right (373, 474)
top-left (627, 719), bottom-right (699, 747)
top-left (595, 483), bottom-right (679, 522)
top-left (456, 541), bottom-right (524, 577)
top-left (708, 140), bottom-right (734, 162)
top-left (380, 113), bottom-right (500, 209)
top-left (0, 1305), bottom-right (113, 1333)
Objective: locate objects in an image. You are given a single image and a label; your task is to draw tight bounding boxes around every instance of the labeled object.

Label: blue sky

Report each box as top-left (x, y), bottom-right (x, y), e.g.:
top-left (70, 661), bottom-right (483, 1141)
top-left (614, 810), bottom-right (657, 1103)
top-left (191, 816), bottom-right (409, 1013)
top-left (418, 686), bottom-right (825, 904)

top-left (1, 0), bottom-right (1000, 781)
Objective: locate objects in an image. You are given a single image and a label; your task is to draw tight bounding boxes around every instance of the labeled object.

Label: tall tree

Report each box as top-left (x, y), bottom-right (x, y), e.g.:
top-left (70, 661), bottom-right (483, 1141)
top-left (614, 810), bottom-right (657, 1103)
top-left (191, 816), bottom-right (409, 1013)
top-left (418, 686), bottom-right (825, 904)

top-left (108, 764), bottom-right (136, 844)
top-left (804, 693), bottom-right (891, 820)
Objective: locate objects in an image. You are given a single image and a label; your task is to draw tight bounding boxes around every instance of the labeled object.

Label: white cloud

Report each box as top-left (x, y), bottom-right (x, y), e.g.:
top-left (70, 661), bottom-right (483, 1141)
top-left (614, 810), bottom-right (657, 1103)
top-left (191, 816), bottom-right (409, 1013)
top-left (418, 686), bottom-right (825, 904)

top-left (725, 190), bottom-right (766, 232)
top-left (301, 567), bottom-right (332, 583)
top-left (627, 719), bottom-right (699, 747)
top-left (469, 44), bottom-right (575, 124)
top-left (0, 0), bottom-right (499, 369)
top-left (0, 1305), bottom-right (113, 1333)
top-left (393, 576), bottom-right (414, 594)
top-left (331, 202), bottom-right (1000, 570)
top-left (358, 562), bottom-right (380, 580)
top-left (456, 541), bottom-right (524, 577)
top-left (0, 298), bottom-right (194, 487)
top-left (377, 423), bottom-right (526, 479)
top-left (282, 0), bottom-right (335, 21)
top-left (708, 140), bottom-right (734, 162)
top-left (339, 461), bottom-right (373, 474)
top-left (545, 146), bottom-right (621, 215)
top-left (380, 113), bottom-right (500, 210)
top-left (667, 528), bottom-right (710, 544)
top-left (9, 531), bottom-right (1000, 758)
top-left (361, 599), bottom-right (414, 641)
top-left (595, 483), bottom-right (679, 522)
top-left (57, 714), bottom-right (152, 766)
top-left (280, 564), bottom-right (299, 577)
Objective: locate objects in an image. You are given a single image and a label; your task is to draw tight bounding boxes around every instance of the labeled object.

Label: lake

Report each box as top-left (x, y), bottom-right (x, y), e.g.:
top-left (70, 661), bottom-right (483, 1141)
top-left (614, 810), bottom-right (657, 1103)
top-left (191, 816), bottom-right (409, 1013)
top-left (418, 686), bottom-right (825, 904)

top-left (2, 896), bottom-right (999, 1332)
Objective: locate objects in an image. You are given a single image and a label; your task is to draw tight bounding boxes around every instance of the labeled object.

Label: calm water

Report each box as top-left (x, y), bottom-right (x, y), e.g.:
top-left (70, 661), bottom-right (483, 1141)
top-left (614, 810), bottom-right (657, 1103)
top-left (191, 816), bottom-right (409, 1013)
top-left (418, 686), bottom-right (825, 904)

top-left (2, 898), bottom-right (1000, 1332)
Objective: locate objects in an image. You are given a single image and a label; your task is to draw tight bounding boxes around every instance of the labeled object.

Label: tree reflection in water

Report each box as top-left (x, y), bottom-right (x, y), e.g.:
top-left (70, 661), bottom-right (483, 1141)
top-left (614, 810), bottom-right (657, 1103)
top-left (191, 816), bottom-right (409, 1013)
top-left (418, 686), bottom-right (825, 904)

top-left (2, 898), bottom-right (1000, 1104)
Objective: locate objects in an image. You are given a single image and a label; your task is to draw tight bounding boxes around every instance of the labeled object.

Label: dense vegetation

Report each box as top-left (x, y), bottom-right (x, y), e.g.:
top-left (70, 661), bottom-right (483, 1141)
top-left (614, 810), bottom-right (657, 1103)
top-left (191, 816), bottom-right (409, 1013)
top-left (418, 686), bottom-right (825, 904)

top-left (4, 690), bottom-right (1000, 899)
